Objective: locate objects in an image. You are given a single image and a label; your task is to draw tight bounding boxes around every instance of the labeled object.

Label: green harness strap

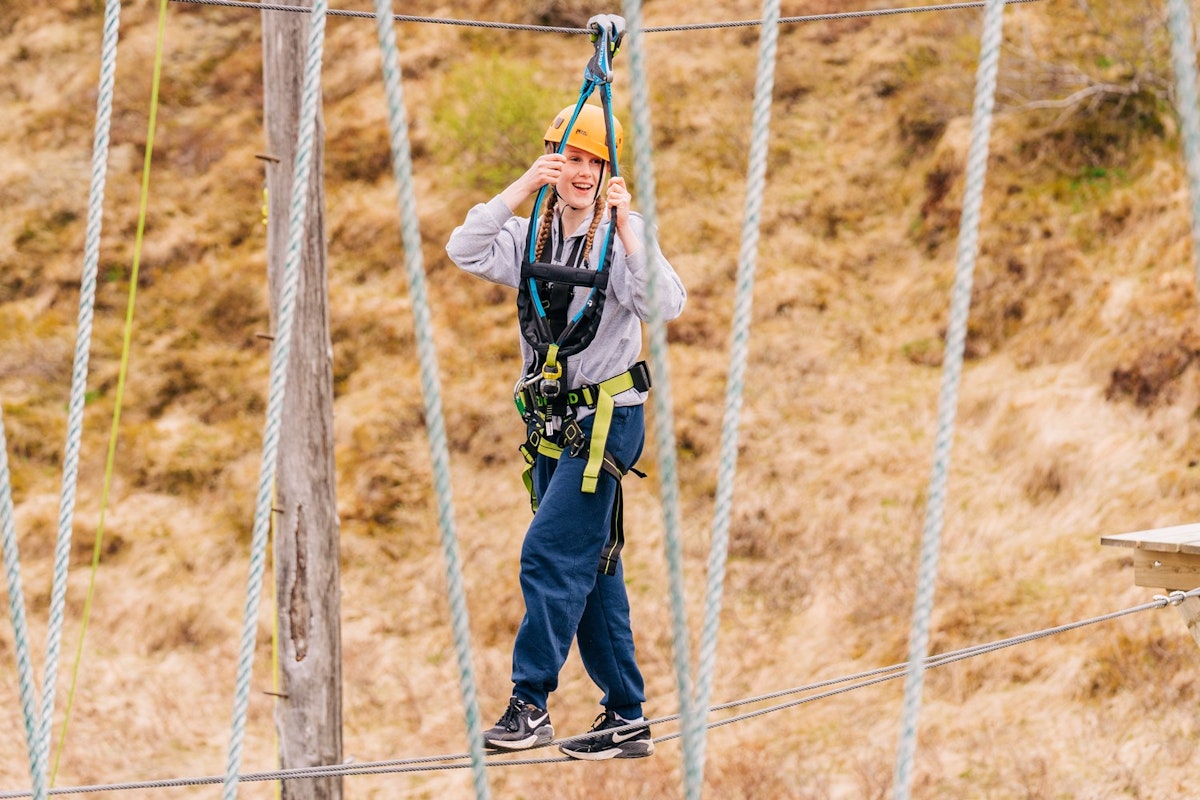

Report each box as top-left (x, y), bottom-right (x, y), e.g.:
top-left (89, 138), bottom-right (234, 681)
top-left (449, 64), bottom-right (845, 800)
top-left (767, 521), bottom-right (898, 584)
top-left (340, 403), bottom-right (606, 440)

top-left (516, 364), bottom-right (648, 576)
top-left (583, 368), bottom-right (633, 493)
top-left (517, 366), bottom-right (639, 502)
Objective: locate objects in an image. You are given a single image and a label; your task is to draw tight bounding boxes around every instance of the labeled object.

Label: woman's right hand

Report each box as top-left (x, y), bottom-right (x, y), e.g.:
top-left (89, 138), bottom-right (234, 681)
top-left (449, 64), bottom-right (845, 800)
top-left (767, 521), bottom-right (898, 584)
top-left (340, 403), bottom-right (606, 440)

top-left (501, 153), bottom-right (566, 212)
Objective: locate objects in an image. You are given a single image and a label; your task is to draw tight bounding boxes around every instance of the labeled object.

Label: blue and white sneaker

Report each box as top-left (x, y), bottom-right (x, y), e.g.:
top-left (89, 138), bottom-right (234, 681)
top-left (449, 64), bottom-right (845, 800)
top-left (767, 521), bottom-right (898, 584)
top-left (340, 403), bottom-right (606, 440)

top-left (559, 710), bottom-right (655, 760)
top-left (483, 696), bottom-right (554, 751)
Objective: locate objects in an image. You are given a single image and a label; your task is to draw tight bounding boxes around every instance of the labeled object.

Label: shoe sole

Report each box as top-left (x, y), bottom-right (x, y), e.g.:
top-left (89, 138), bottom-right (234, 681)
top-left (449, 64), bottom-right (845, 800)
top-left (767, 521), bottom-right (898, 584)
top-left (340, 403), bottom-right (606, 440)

top-left (559, 740), bottom-right (655, 760)
top-left (483, 725), bottom-right (554, 751)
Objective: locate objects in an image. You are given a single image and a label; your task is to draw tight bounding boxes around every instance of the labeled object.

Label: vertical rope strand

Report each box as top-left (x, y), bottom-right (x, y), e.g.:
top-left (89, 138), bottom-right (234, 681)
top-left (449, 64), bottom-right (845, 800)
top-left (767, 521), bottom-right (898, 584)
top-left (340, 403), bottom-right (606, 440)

top-left (1167, 0), bottom-right (1200, 297)
top-left (892, 0), bottom-right (1006, 797)
top-left (222, 0), bottom-right (327, 795)
top-left (0, 413), bottom-right (45, 800)
top-left (621, 1), bottom-right (699, 796)
top-left (51, 0), bottom-right (164, 783)
top-left (371, 4), bottom-right (489, 798)
top-left (41, 0), bottom-right (124, 788)
top-left (689, 0), bottom-right (780, 791)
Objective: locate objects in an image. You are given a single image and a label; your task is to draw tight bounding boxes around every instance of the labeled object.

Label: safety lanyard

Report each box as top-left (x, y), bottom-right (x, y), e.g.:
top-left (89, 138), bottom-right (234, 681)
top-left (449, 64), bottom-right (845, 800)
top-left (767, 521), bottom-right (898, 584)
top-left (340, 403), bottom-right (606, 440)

top-left (524, 15), bottom-right (625, 357)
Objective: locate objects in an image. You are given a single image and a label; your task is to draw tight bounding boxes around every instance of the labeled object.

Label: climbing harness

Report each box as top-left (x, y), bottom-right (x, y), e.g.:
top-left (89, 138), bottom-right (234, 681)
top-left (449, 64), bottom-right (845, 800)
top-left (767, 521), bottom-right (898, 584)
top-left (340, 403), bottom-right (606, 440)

top-left (518, 15), bottom-right (624, 378)
top-left (512, 15), bottom-right (649, 575)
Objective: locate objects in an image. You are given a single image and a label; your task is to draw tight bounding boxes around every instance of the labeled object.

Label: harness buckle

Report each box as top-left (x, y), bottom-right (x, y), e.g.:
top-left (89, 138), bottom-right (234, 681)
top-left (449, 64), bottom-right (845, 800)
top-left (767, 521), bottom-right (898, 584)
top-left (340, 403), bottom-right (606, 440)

top-left (540, 359), bottom-right (563, 400)
top-left (561, 418), bottom-right (588, 458)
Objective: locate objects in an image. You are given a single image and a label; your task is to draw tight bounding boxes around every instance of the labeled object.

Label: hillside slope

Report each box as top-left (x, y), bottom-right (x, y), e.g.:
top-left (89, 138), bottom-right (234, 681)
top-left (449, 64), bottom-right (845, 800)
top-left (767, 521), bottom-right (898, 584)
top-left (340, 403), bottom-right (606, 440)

top-left (3, 0), bottom-right (1200, 797)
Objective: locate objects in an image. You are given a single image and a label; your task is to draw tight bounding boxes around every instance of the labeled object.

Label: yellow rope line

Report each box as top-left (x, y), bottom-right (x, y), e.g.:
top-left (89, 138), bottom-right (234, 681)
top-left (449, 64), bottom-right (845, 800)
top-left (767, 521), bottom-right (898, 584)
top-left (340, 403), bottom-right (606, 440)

top-left (51, 0), bottom-right (171, 782)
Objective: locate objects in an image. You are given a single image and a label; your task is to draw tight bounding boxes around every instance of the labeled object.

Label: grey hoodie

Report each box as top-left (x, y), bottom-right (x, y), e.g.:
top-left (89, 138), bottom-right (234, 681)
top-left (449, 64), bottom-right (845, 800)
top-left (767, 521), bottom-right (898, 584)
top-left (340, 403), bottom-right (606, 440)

top-left (446, 195), bottom-right (686, 413)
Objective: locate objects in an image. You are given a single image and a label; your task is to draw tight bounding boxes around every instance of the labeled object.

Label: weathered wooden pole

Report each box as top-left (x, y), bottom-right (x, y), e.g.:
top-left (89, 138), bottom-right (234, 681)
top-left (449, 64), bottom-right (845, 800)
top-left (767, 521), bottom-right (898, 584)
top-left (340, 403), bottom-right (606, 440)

top-left (262, 3), bottom-right (343, 797)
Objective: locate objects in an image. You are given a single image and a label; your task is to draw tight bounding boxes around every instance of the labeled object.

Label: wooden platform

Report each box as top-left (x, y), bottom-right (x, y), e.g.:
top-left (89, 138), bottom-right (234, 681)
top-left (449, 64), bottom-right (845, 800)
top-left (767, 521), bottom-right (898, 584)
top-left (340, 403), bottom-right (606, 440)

top-left (1102, 523), bottom-right (1200, 650)
top-left (1101, 523), bottom-right (1200, 592)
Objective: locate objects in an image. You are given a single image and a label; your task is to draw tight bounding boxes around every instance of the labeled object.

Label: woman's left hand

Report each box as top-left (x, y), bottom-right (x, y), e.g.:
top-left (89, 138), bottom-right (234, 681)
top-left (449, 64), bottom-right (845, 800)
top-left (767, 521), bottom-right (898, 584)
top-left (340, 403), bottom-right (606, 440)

top-left (606, 177), bottom-right (632, 228)
top-left (606, 177), bottom-right (641, 256)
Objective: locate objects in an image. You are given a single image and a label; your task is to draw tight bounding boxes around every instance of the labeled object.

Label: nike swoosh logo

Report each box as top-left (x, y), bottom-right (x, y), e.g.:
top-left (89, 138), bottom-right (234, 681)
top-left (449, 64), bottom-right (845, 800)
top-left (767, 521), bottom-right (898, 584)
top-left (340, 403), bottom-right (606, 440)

top-left (611, 728), bottom-right (644, 744)
top-left (528, 713), bottom-right (549, 729)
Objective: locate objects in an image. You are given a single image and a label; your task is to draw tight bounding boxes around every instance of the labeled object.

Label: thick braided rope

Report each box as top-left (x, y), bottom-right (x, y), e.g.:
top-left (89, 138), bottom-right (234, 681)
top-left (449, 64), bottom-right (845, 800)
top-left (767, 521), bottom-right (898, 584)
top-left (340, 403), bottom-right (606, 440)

top-left (620, 0), bottom-right (700, 792)
top-left (0, 415), bottom-right (44, 798)
top-left (687, 0), bottom-right (780, 792)
top-left (371, 4), bottom-right (489, 798)
top-left (1166, 0), bottom-right (1200, 296)
top-left (39, 0), bottom-right (124, 786)
top-left (892, 0), bottom-right (1007, 796)
top-left (221, 0), bottom-right (327, 796)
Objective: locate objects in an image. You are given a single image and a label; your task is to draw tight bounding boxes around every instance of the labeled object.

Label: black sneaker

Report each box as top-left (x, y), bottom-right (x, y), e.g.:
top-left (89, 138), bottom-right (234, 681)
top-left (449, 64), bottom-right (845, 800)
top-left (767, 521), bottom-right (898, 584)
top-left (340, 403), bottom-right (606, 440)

top-left (558, 710), bottom-right (655, 760)
top-left (483, 696), bottom-right (554, 751)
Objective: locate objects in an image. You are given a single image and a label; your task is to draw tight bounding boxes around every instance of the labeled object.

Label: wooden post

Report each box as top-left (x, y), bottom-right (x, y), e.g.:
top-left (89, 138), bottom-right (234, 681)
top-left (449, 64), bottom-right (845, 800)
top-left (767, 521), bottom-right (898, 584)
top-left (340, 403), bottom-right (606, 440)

top-left (1179, 596), bottom-right (1200, 651)
top-left (1101, 524), bottom-right (1200, 652)
top-left (263, 3), bottom-right (343, 797)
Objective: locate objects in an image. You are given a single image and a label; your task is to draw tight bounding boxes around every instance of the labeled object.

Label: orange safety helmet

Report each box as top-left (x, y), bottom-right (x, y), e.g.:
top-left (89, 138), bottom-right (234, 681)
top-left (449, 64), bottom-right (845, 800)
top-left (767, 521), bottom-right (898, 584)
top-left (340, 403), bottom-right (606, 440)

top-left (544, 103), bottom-right (623, 163)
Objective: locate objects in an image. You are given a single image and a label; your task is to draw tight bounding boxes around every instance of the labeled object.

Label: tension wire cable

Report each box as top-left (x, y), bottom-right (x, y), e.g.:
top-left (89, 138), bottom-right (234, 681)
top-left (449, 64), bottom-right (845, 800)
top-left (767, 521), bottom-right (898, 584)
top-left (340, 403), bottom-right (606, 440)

top-left (166, 0), bottom-right (1044, 32)
top-left (5, 588), bottom-right (1192, 797)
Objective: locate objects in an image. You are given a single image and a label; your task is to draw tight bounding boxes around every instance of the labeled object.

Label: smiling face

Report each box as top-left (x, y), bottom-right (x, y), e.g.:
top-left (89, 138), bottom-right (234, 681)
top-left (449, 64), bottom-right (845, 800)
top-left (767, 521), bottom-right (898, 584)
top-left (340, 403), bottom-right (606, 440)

top-left (555, 144), bottom-right (606, 210)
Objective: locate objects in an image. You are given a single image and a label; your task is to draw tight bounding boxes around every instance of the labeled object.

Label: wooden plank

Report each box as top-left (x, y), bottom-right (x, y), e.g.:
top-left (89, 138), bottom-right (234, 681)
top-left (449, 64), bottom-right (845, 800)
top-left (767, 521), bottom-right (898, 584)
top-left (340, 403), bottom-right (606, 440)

top-left (1132, 549), bottom-right (1200, 592)
top-left (1100, 523), bottom-right (1200, 555)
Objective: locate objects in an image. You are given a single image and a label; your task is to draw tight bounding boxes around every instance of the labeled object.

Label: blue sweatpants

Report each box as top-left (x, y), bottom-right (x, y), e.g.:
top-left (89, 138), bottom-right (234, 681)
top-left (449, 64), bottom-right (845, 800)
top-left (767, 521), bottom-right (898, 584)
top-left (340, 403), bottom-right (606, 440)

top-left (511, 404), bottom-right (647, 721)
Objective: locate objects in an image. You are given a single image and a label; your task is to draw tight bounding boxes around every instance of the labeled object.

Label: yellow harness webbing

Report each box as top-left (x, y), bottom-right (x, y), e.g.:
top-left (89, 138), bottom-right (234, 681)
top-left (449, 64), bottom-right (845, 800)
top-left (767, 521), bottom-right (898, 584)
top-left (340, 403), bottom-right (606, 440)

top-left (519, 365), bottom-right (643, 497)
top-left (517, 364), bottom-right (649, 576)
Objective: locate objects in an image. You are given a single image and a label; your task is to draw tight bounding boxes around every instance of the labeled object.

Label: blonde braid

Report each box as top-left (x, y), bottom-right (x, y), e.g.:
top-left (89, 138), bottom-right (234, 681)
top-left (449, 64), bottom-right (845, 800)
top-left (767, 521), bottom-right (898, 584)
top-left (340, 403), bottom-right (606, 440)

top-left (580, 187), bottom-right (606, 266)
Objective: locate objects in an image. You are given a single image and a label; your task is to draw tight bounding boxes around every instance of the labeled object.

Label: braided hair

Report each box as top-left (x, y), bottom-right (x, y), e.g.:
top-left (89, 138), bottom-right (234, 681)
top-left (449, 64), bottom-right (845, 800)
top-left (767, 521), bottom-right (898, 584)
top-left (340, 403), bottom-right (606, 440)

top-left (579, 182), bottom-right (606, 266)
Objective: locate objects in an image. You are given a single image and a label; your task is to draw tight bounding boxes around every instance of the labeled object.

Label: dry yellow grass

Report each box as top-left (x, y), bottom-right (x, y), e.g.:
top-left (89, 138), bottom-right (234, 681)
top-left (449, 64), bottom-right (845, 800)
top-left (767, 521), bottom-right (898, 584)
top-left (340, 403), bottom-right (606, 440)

top-left (3, 0), bottom-right (1200, 797)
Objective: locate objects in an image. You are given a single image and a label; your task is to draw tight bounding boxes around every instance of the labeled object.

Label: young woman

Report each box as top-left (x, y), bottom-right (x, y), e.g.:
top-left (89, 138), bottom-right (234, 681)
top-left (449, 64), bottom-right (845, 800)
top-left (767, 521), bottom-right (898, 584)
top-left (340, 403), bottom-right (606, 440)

top-left (446, 103), bottom-right (685, 760)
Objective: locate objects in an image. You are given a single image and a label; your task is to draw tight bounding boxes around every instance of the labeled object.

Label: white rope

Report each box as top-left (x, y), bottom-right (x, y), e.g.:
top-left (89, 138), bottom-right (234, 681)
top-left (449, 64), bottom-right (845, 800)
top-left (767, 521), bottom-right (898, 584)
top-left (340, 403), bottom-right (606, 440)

top-left (0, 416), bottom-right (44, 799)
top-left (370, 2), bottom-right (489, 797)
top-left (892, 0), bottom-right (1008, 796)
top-left (38, 0), bottom-right (125, 793)
top-left (1166, 0), bottom-right (1200, 297)
top-left (620, 0), bottom-right (700, 793)
top-left (221, 0), bottom-right (328, 795)
top-left (687, 0), bottom-right (780, 796)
